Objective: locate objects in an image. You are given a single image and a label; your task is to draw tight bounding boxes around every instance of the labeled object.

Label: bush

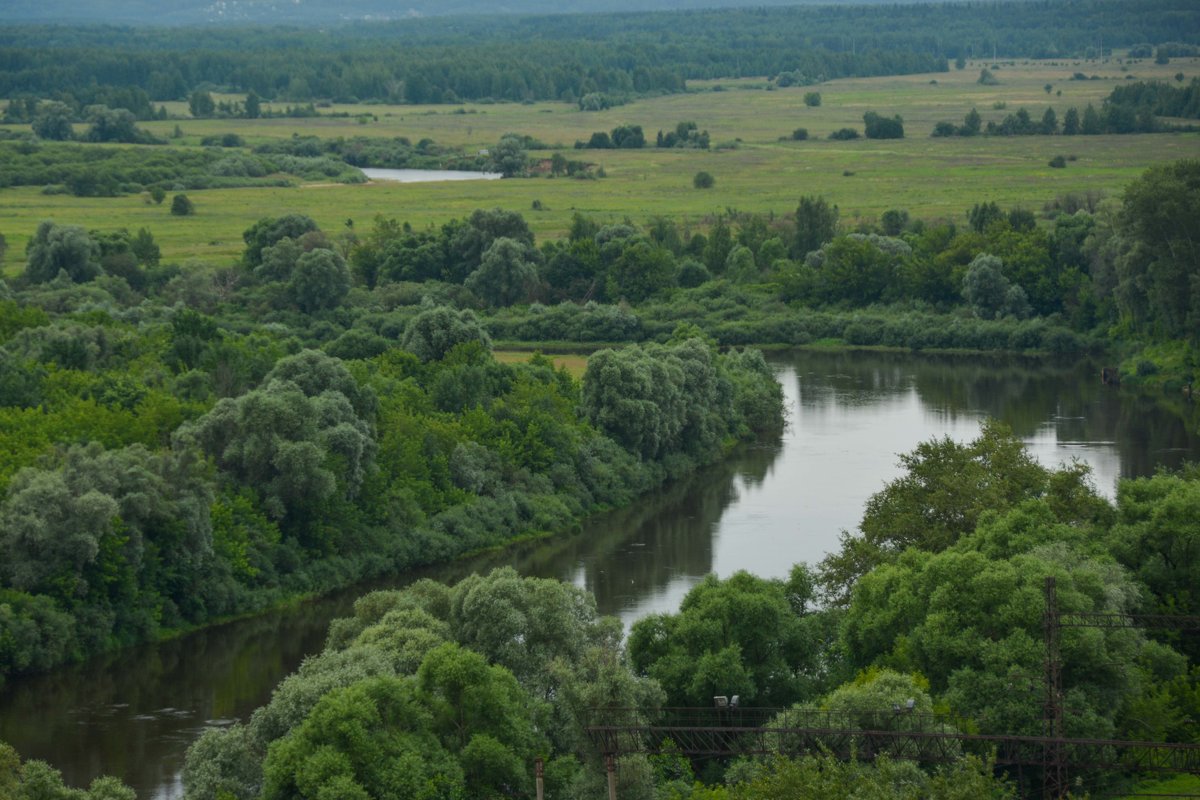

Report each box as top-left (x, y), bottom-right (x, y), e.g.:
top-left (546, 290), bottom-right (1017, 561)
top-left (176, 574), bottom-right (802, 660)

top-left (170, 194), bottom-right (195, 215)
top-left (791, 128), bottom-right (809, 141)
top-left (803, 92), bottom-right (822, 107)
top-left (1048, 155), bottom-right (1067, 168)
top-left (693, 171), bottom-right (715, 189)
top-left (829, 128), bottom-right (859, 140)
top-left (863, 112), bottom-right (904, 139)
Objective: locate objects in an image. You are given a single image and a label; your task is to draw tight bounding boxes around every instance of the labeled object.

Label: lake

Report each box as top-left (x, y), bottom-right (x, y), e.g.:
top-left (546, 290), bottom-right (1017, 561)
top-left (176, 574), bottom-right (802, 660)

top-left (1, 349), bottom-right (1197, 797)
top-left (360, 168), bottom-right (503, 182)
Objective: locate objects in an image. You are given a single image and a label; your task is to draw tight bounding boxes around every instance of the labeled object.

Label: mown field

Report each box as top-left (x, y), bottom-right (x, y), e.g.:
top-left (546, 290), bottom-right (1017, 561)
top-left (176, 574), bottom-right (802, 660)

top-left (1, 56), bottom-right (1198, 272)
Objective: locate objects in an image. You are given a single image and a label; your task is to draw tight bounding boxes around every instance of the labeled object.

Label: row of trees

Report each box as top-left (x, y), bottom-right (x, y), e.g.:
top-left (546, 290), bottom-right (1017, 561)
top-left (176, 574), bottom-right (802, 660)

top-left (933, 101), bottom-right (1173, 138)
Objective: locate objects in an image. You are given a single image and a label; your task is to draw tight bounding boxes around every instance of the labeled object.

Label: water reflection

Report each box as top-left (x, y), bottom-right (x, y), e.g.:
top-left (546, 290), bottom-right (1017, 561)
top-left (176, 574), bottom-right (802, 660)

top-left (1, 349), bottom-right (1197, 798)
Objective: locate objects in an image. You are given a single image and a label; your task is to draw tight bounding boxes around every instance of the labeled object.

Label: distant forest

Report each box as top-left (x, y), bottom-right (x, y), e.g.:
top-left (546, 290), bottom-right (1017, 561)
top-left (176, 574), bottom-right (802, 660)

top-left (0, 0), bottom-right (1197, 105)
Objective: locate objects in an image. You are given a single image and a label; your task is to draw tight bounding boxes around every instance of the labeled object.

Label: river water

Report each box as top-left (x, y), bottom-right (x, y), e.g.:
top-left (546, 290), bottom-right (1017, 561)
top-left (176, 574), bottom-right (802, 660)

top-left (2, 350), bottom-right (1197, 797)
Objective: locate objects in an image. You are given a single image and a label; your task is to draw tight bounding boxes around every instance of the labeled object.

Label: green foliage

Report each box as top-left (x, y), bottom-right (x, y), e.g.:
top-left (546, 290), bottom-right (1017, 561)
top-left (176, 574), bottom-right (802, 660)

top-left (400, 305), bottom-right (491, 363)
top-left (288, 248), bottom-right (350, 312)
top-left (819, 420), bottom-right (1108, 601)
top-left (242, 214), bottom-right (320, 267)
top-left (581, 338), bottom-right (779, 461)
top-left (1111, 160), bottom-right (1200, 341)
top-left (629, 567), bottom-right (826, 707)
top-left (693, 171), bottom-right (714, 189)
top-left (465, 237), bottom-right (539, 307)
top-left (0, 742), bottom-right (136, 800)
top-left (863, 111), bottom-right (904, 139)
top-left (803, 91), bottom-right (822, 107)
top-left (186, 568), bottom-right (661, 800)
top-left (31, 101), bottom-right (74, 141)
top-left (180, 349), bottom-right (375, 534)
top-left (24, 221), bottom-right (100, 284)
top-left (714, 753), bottom-right (1014, 800)
top-left (170, 194), bottom-right (194, 216)
top-left (791, 196), bottom-right (839, 259)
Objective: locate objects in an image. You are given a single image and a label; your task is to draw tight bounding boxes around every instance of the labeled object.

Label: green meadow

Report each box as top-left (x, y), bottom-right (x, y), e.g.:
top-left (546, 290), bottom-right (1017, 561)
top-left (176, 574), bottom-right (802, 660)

top-left (2, 56), bottom-right (1198, 272)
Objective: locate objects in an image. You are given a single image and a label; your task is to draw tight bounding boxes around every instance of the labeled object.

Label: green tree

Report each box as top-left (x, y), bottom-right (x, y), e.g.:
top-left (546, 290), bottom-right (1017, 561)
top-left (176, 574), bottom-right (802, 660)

top-left (606, 240), bottom-right (676, 301)
top-left (490, 134), bottom-right (527, 177)
top-left (791, 196), bottom-right (839, 258)
top-left (961, 253), bottom-right (1029, 319)
top-left (244, 90), bottom-right (262, 119)
top-left (693, 170), bottom-right (715, 189)
top-left (30, 101), bottom-right (74, 141)
top-left (447, 208), bottom-right (534, 283)
top-left (803, 91), bottom-right (822, 107)
top-left (629, 567), bottom-right (824, 707)
top-left (170, 194), bottom-right (194, 216)
top-left (83, 106), bottom-right (141, 143)
top-left (24, 221), bottom-right (101, 284)
top-left (962, 107), bottom-right (982, 136)
top-left (863, 111), bottom-right (904, 139)
top-left (180, 350), bottom-right (375, 533)
top-left (400, 305), bottom-right (491, 362)
top-left (1041, 107), bottom-right (1059, 134)
top-left (261, 676), bottom-right (465, 800)
top-left (1112, 159), bottom-right (1200, 340)
top-left (465, 237), bottom-right (539, 307)
top-left (129, 228), bottom-right (160, 267)
top-left (188, 90), bottom-right (216, 118)
top-left (819, 420), bottom-right (1106, 601)
top-left (242, 214), bottom-right (320, 268)
top-left (1063, 106), bottom-right (1080, 135)
top-left (288, 248), bottom-right (350, 313)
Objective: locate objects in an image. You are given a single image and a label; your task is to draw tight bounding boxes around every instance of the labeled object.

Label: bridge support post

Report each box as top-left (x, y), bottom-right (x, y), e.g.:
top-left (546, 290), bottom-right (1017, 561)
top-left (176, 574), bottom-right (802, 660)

top-left (535, 757), bottom-right (544, 800)
top-left (606, 753), bottom-right (617, 800)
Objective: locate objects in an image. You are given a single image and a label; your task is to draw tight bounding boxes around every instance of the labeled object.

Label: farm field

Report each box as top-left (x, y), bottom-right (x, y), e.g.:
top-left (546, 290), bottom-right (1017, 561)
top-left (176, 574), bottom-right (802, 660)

top-left (1, 56), bottom-right (1198, 271)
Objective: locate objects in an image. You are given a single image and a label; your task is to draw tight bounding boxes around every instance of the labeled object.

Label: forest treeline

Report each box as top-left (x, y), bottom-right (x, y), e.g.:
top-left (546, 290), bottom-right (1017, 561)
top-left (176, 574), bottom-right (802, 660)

top-left (2, 0), bottom-right (1198, 106)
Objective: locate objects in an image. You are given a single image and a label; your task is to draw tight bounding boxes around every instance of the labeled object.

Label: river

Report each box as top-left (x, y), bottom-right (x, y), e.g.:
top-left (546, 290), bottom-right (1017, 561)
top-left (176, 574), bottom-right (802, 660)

top-left (1, 349), bottom-right (1197, 797)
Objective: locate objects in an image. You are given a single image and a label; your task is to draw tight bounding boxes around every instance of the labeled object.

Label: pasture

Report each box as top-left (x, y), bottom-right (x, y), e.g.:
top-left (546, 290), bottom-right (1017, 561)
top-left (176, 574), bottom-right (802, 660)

top-left (1, 56), bottom-right (1198, 272)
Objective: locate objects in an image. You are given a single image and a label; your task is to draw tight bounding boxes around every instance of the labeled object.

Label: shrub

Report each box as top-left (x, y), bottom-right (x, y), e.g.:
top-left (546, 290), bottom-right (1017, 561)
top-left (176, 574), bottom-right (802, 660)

top-left (1048, 155), bottom-right (1067, 168)
top-left (803, 91), bottom-right (822, 107)
top-left (693, 171), bottom-right (715, 189)
top-left (170, 194), bottom-right (195, 216)
top-left (791, 128), bottom-right (809, 141)
top-left (829, 128), bottom-right (859, 141)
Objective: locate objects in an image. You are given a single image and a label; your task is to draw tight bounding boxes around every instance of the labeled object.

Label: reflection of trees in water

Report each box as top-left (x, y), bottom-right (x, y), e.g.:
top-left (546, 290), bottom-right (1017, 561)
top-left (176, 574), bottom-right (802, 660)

top-left (458, 439), bottom-right (784, 618)
top-left (781, 350), bottom-right (1199, 479)
top-left (0, 607), bottom-right (337, 795)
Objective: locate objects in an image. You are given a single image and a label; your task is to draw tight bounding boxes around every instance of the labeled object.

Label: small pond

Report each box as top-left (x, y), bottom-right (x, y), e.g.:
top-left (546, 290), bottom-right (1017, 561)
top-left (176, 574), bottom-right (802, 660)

top-left (360, 168), bottom-right (503, 182)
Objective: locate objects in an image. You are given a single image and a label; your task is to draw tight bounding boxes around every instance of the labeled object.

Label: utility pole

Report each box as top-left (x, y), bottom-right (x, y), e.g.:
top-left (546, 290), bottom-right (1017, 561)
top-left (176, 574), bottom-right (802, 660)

top-left (1042, 577), bottom-right (1068, 799)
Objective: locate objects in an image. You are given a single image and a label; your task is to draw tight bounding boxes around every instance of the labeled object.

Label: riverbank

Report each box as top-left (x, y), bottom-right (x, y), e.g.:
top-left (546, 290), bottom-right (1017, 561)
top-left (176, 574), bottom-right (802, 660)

top-left (6, 348), bottom-right (1199, 797)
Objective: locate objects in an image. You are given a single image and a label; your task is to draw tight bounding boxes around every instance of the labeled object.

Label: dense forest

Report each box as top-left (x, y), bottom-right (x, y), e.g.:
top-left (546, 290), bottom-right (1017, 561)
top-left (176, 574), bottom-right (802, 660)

top-left (0, 159), bottom-right (1196, 694)
top-left (0, 202), bottom-right (787, 682)
top-left (1, 0), bottom-right (1198, 105)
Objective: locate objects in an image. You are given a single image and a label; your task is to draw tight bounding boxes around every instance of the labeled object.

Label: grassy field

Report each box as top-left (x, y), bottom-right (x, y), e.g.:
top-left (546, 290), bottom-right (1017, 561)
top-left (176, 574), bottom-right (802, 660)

top-left (1, 56), bottom-right (1198, 273)
top-left (492, 350), bottom-right (590, 377)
